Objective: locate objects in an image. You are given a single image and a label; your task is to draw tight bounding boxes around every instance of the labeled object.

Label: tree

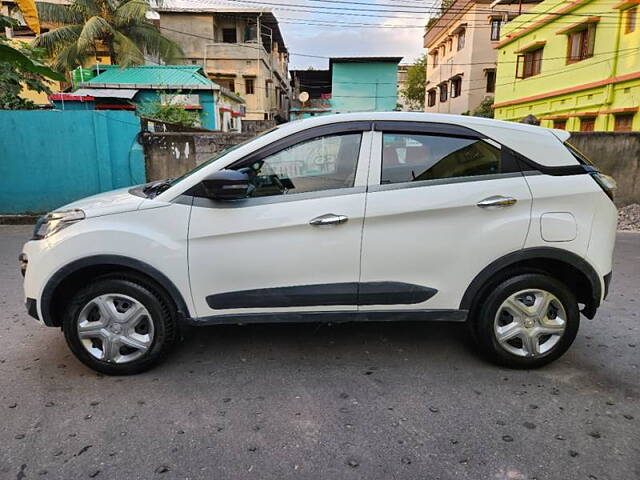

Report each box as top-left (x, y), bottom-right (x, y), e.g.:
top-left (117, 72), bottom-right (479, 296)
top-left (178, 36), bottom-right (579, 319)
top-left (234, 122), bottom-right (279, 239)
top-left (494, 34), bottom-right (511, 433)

top-left (0, 15), bottom-right (65, 109)
top-left (472, 96), bottom-right (495, 118)
top-left (400, 55), bottom-right (427, 111)
top-left (34, 0), bottom-right (183, 72)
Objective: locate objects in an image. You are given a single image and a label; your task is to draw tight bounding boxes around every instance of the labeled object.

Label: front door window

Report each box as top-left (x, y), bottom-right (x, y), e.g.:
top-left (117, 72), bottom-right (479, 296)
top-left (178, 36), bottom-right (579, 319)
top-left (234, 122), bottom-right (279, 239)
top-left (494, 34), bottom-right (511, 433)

top-left (232, 133), bottom-right (362, 197)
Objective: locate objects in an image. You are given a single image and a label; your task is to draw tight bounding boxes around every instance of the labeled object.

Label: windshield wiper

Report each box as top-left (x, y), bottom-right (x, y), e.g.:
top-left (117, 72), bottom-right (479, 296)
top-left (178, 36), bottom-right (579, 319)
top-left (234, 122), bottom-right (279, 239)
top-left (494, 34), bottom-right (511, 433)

top-left (142, 178), bottom-right (175, 198)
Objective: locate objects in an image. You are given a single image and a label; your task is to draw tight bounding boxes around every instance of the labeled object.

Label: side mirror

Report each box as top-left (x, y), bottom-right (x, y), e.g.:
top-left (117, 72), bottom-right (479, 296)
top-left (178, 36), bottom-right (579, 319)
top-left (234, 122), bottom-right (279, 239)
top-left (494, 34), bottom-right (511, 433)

top-left (201, 170), bottom-right (251, 200)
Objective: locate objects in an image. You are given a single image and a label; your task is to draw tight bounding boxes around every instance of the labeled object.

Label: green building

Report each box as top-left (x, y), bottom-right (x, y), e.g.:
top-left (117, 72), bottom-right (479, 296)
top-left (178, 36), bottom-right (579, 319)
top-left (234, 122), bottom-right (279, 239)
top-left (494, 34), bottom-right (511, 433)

top-left (493, 0), bottom-right (640, 131)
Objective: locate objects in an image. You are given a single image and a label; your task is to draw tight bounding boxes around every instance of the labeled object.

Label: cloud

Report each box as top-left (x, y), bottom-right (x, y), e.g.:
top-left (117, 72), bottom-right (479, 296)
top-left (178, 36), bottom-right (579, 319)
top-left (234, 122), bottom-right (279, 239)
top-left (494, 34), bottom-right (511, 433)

top-left (285, 21), bottom-right (425, 69)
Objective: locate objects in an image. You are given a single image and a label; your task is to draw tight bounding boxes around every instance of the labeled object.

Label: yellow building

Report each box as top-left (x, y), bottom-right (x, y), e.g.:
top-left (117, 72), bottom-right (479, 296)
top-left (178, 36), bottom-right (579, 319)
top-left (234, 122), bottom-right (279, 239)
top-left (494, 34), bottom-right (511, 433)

top-left (493, 0), bottom-right (640, 131)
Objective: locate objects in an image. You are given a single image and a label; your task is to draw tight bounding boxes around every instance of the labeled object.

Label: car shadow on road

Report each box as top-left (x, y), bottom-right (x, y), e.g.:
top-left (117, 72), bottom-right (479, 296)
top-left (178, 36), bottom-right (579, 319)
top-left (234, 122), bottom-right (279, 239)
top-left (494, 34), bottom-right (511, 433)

top-left (169, 320), bottom-right (482, 370)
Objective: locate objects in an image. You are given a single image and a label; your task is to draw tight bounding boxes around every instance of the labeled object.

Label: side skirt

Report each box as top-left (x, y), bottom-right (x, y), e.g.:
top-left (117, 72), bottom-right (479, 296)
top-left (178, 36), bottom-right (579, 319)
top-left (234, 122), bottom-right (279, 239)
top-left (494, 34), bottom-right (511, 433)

top-left (186, 309), bottom-right (468, 326)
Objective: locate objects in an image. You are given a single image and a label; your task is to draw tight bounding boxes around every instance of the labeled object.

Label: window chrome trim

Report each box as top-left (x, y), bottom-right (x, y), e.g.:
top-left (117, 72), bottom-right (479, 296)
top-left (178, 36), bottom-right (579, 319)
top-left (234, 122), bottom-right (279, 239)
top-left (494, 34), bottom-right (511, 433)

top-left (368, 172), bottom-right (525, 193)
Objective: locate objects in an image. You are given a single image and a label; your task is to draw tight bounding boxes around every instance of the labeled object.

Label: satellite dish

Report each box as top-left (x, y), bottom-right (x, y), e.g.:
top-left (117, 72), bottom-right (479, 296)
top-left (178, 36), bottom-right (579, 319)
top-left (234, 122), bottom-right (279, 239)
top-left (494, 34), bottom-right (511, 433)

top-left (298, 91), bottom-right (309, 103)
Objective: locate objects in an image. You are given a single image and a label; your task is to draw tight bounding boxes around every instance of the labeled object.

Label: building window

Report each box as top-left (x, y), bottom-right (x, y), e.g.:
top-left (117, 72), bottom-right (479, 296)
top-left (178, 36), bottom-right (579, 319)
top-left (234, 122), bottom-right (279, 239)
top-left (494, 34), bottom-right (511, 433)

top-left (427, 89), bottom-right (436, 107)
top-left (432, 50), bottom-right (439, 67)
top-left (626, 7), bottom-right (637, 34)
top-left (447, 38), bottom-right (453, 52)
top-left (491, 19), bottom-right (501, 41)
top-left (245, 78), bottom-right (254, 94)
top-left (217, 78), bottom-right (235, 92)
top-left (517, 48), bottom-right (543, 79)
top-left (553, 119), bottom-right (567, 130)
top-left (614, 113), bottom-right (634, 131)
top-left (486, 69), bottom-right (496, 93)
top-left (567, 24), bottom-right (596, 63)
top-left (265, 81), bottom-right (270, 97)
top-left (450, 76), bottom-right (462, 98)
top-left (580, 117), bottom-right (596, 131)
top-left (439, 83), bottom-right (448, 102)
top-left (222, 28), bottom-right (237, 43)
top-left (457, 29), bottom-right (465, 50)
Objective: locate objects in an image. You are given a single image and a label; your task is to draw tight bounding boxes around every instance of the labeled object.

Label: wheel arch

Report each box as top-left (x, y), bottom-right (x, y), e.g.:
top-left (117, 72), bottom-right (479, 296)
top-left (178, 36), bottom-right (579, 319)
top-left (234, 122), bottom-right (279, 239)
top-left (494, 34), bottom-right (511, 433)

top-left (460, 248), bottom-right (602, 319)
top-left (40, 255), bottom-right (191, 327)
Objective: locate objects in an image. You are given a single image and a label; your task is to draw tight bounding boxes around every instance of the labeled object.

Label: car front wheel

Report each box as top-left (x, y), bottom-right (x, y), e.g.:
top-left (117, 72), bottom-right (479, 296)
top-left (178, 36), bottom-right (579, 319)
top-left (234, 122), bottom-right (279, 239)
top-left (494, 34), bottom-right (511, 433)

top-left (63, 275), bottom-right (178, 375)
top-left (472, 273), bottom-right (580, 368)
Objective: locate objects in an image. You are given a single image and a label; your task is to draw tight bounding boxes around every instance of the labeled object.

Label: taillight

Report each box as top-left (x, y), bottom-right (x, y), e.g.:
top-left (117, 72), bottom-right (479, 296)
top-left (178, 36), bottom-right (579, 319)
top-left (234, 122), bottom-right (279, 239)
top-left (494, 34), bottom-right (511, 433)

top-left (590, 171), bottom-right (617, 201)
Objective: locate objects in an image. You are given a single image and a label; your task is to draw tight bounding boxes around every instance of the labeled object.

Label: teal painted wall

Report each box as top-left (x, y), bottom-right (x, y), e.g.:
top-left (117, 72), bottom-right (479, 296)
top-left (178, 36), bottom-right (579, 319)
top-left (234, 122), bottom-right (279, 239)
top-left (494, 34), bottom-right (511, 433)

top-left (52, 90), bottom-right (217, 130)
top-left (0, 110), bottom-right (145, 214)
top-left (330, 62), bottom-right (399, 113)
top-left (135, 90), bottom-right (216, 130)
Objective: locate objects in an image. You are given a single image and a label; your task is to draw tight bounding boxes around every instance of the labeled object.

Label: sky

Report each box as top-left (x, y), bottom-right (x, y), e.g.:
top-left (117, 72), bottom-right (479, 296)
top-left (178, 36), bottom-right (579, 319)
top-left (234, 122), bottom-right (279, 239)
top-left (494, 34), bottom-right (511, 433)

top-left (203, 0), bottom-right (435, 69)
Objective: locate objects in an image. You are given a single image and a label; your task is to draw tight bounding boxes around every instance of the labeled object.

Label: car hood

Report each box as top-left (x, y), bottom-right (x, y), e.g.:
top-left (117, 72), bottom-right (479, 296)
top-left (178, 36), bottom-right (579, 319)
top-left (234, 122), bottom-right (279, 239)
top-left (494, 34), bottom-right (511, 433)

top-left (57, 186), bottom-right (146, 218)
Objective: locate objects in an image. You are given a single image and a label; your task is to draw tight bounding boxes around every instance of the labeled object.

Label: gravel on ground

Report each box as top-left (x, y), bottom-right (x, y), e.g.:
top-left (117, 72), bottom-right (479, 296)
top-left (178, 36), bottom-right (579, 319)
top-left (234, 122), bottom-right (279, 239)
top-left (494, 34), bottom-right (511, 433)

top-left (618, 203), bottom-right (640, 232)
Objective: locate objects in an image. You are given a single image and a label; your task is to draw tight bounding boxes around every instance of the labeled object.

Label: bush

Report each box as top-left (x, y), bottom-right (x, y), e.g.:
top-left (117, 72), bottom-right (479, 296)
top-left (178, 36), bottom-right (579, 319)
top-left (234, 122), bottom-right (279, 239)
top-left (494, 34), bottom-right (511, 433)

top-left (136, 93), bottom-right (202, 127)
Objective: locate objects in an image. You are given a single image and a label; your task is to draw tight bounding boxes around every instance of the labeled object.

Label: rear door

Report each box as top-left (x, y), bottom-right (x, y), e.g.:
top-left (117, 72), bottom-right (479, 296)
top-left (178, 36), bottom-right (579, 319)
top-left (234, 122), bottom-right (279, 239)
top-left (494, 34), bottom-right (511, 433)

top-left (359, 122), bottom-right (533, 313)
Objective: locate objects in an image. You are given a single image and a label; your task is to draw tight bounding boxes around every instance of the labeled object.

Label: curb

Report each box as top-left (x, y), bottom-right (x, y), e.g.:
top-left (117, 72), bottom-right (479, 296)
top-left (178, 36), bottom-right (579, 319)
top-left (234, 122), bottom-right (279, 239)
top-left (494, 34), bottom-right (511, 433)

top-left (0, 215), bottom-right (39, 225)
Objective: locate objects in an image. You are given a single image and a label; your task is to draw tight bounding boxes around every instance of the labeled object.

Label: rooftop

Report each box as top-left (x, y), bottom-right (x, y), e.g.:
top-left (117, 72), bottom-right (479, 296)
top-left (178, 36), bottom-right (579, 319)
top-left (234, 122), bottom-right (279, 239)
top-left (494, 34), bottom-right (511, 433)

top-left (81, 65), bottom-right (217, 90)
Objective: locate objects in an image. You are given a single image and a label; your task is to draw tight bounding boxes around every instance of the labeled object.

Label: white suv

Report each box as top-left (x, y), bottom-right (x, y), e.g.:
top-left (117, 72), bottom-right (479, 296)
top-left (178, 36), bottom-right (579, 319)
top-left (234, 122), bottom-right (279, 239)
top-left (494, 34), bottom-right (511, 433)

top-left (20, 113), bottom-right (617, 374)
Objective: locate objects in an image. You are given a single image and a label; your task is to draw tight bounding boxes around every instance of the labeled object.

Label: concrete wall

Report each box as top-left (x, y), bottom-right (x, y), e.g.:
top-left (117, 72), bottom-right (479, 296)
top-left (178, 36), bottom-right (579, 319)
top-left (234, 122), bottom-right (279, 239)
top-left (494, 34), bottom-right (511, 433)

top-left (0, 110), bottom-right (145, 214)
top-left (569, 132), bottom-right (640, 206)
top-left (141, 131), bottom-right (254, 181)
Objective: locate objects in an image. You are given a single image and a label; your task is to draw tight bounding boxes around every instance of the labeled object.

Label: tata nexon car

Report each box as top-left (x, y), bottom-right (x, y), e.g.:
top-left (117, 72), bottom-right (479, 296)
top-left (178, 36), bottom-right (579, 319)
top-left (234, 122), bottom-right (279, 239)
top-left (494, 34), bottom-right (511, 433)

top-left (20, 113), bottom-right (617, 374)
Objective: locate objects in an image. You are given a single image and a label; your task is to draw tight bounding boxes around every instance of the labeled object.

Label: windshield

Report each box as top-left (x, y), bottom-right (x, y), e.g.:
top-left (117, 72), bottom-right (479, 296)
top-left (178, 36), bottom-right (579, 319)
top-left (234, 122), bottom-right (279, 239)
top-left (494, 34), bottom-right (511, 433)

top-left (168, 126), bottom-right (280, 187)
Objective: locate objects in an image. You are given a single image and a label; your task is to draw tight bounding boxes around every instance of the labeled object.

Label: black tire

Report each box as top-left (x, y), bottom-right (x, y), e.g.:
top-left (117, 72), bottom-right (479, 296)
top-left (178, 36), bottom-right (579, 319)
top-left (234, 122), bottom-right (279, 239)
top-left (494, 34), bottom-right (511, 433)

top-left (63, 275), bottom-right (178, 375)
top-left (470, 273), bottom-right (580, 369)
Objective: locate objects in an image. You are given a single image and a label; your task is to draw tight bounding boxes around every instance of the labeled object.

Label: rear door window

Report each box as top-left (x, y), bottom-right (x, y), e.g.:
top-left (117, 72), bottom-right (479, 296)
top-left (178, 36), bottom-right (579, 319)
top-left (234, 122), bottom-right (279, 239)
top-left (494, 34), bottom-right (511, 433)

top-left (381, 133), bottom-right (514, 185)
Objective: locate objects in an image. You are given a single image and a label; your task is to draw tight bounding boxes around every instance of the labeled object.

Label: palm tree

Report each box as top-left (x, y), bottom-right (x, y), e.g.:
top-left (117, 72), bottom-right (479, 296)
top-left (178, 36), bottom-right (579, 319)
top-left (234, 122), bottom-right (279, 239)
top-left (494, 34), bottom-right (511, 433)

top-left (34, 0), bottom-right (183, 72)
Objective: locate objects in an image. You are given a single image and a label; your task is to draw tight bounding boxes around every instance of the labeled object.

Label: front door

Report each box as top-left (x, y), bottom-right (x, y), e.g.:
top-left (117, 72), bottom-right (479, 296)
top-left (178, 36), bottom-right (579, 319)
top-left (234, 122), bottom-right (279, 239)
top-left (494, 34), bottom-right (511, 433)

top-left (359, 123), bottom-right (533, 313)
top-left (188, 124), bottom-right (373, 319)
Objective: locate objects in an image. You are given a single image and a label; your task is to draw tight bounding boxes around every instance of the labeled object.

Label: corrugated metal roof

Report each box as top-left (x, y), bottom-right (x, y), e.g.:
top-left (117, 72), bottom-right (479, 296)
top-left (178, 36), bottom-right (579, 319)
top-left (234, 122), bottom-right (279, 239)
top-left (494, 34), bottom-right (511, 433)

top-left (84, 65), bottom-right (216, 89)
top-left (73, 88), bottom-right (139, 99)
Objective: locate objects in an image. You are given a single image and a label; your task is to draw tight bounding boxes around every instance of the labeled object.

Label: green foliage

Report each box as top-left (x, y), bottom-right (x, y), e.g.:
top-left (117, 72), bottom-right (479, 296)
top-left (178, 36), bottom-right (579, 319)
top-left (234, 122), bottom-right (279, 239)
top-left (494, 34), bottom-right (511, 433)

top-left (34, 0), bottom-right (183, 72)
top-left (0, 25), bottom-right (63, 110)
top-left (472, 96), bottom-right (495, 118)
top-left (400, 55), bottom-right (427, 111)
top-left (136, 93), bottom-right (201, 127)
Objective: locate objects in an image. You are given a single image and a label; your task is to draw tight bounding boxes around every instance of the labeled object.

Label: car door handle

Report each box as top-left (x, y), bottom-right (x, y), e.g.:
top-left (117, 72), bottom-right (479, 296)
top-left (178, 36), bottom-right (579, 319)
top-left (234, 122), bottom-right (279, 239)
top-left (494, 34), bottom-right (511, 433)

top-left (477, 195), bottom-right (518, 209)
top-left (309, 213), bottom-right (349, 226)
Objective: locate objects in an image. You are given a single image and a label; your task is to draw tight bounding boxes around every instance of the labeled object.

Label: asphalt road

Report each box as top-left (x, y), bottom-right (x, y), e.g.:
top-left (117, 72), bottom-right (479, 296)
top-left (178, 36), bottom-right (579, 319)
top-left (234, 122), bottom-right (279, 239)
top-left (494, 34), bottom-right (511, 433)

top-left (1, 225), bottom-right (638, 480)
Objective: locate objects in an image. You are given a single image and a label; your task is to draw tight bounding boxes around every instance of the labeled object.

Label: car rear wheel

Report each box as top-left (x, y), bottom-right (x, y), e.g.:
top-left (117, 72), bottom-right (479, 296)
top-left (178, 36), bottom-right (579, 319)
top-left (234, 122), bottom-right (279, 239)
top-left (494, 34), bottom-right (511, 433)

top-left (471, 273), bottom-right (580, 368)
top-left (63, 276), bottom-right (178, 375)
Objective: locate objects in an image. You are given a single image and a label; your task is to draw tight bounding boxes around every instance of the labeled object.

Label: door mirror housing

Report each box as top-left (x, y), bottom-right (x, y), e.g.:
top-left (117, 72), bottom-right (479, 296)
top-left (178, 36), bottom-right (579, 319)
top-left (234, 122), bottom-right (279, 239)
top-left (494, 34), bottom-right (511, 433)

top-left (201, 170), bottom-right (252, 200)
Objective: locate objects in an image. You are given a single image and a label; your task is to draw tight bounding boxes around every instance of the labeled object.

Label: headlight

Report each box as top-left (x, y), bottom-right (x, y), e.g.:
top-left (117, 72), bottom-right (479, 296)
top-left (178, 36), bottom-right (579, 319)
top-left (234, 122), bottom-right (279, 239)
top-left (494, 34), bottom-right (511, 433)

top-left (33, 209), bottom-right (85, 240)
